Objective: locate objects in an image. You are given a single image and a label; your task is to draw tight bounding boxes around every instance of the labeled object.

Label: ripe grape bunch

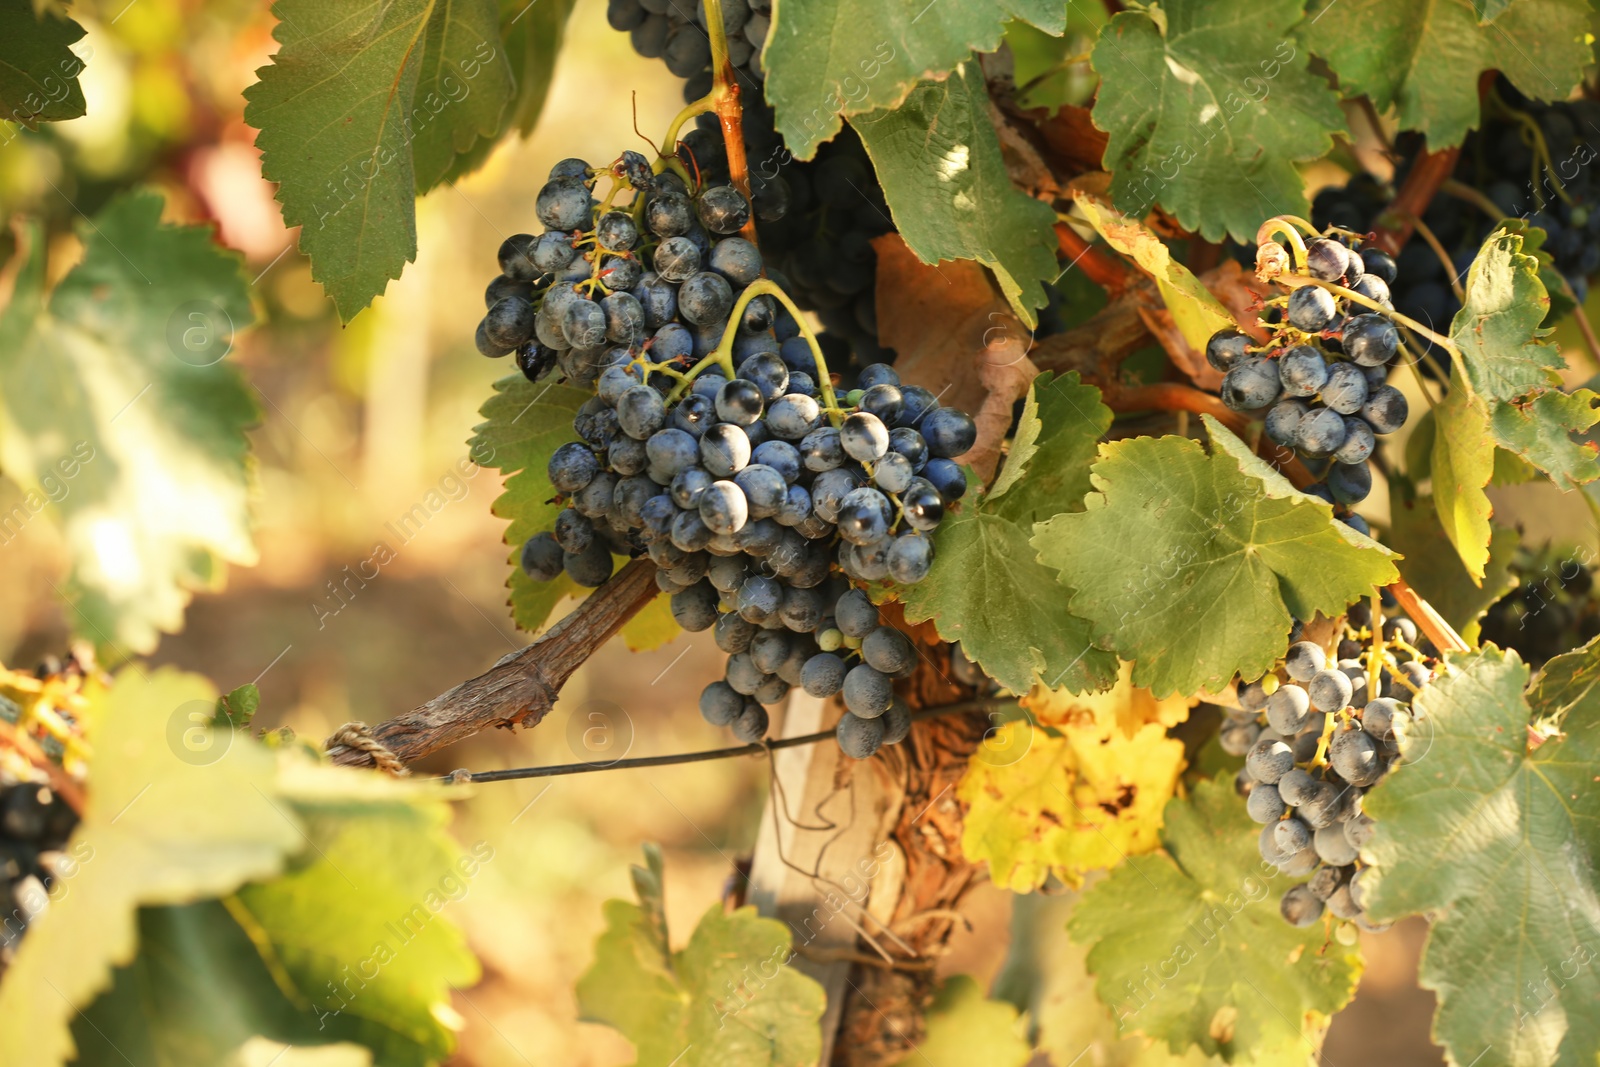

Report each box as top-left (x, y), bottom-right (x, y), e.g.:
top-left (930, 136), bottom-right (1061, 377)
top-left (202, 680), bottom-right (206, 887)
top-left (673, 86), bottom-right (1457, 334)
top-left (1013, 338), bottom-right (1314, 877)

top-left (1220, 605), bottom-right (1436, 933)
top-left (1208, 227), bottom-right (1410, 527)
top-left (484, 154), bottom-right (978, 760)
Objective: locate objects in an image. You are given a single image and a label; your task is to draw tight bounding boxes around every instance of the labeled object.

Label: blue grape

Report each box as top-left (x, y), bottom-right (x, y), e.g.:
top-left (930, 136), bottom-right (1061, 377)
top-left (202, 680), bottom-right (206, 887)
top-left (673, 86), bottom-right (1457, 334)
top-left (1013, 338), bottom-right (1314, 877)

top-left (650, 322), bottom-right (694, 362)
top-left (920, 408), bottom-right (976, 458)
top-left (709, 237), bottom-right (762, 285)
top-left (733, 463), bottom-right (787, 518)
top-left (564, 540), bottom-right (614, 587)
top-left (811, 468), bottom-right (860, 523)
top-left (484, 296), bottom-right (537, 349)
top-left (1334, 417), bottom-right (1374, 464)
top-left (548, 442), bottom-right (599, 492)
top-left (836, 486), bottom-right (892, 545)
top-left (563, 297), bottom-right (608, 348)
top-left (654, 236), bottom-right (701, 281)
top-left (699, 480), bottom-right (749, 534)
top-left (1265, 399), bottom-right (1307, 447)
top-left (596, 210), bottom-right (638, 251)
top-left (800, 427), bottom-right (844, 471)
top-left (672, 580), bottom-right (719, 631)
top-left (1295, 406), bottom-right (1347, 456)
top-left (840, 412), bottom-right (889, 463)
top-left (645, 428), bottom-right (699, 477)
top-left (632, 273), bottom-right (677, 327)
top-left (1278, 346), bottom-right (1329, 397)
top-left (1322, 362), bottom-right (1368, 414)
top-left (837, 712), bottom-right (885, 758)
top-left (646, 190), bottom-right (693, 236)
top-left (670, 393), bottom-right (716, 438)
top-left (1326, 460), bottom-right (1372, 505)
top-left (737, 352), bottom-right (789, 401)
top-left (778, 336), bottom-right (817, 376)
top-left (731, 701), bottom-right (769, 741)
top-left (873, 452), bottom-right (914, 493)
top-left (554, 508), bottom-right (593, 553)
top-left (1206, 328), bottom-right (1252, 371)
top-left (1287, 286), bottom-right (1337, 331)
top-left (858, 384), bottom-right (903, 425)
top-left (537, 177), bottom-right (591, 230)
top-left (922, 458), bottom-right (965, 502)
top-left (802, 653), bottom-right (847, 697)
top-left (887, 535), bottom-right (933, 583)
top-left (520, 532), bottom-right (563, 581)
top-left (835, 588), bottom-right (879, 638)
top-left (1222, 358), bottom-right (1282, 411)
top-left (700, 681), bottom-right (743, 726)
top-left (768, 394), bottom-right (822, 440)
top-left (736, 574), bottom-right (782, 622)
top-left (670, 507), bottom-right (714, 551)
top-left (601, 292), bottom-right (645, 344)
top-left (751, 440), bottom-right (801, 483)
top-left (697, 184), bottom-right (751, 233)
top-left (902, 484), bottom-right (944, 531)
top-left (700, 423), bottom-right (751, 478)
top-left (858, 363), bottom-right (899, 389)
top-left (775, 484), bottom-right (812, 526)
top-left (715, 379), bottom-right (764, 426)
top-left (843, 664), bottom-right (893, 718)
top-left (1361, 385), bottom-right (1408, 434)
top-left (679, 271), bottom-right (734, 325)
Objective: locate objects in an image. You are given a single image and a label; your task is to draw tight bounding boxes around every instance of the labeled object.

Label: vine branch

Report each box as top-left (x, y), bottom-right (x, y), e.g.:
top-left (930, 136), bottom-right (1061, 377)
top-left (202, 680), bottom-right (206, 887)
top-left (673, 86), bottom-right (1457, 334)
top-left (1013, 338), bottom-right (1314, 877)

top-left (1371, 145), bottom-right (1461, 257)
top-left (327, 559), bottom-right (660, 768)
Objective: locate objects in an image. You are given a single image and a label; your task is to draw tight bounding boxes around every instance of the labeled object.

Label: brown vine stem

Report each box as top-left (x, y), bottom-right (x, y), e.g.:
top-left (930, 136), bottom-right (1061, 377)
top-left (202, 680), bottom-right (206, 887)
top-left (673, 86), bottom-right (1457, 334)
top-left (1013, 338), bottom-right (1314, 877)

top-left (1109, 383), bottom-right (1317, 487)
top-left (327, 559), bottom-right (660, 768)
top-left (1055, 221), bottom-right (1133, 294)
top-left (1370, 145), bottom-right (1461, 257)
top-left (703, 0), bottom-right (759, 246)
top-left (1386, 577), bottom-right (1469, 654)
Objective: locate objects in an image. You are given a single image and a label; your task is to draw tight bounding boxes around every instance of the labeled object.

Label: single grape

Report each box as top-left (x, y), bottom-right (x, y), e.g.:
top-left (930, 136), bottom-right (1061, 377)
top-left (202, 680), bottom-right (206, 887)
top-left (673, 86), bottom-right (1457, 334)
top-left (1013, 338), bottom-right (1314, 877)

top-left (1266, 683), bottom-right (1312, 734)
top-left (563, 297), bottom-right (608, 348)
top-left (497, 233), bottom-right (541, 281)
top-left (862, 627), bottom-right (915, 674)
top-left (920, 408), bottom-right (977, 458)
top-left (520, 532), bottom-right (564, 581)
top-left (1326, 460), bottom-right (1372, 505)
top-left (1264, 399), bottom-right (1307, 447)
top-left (484, 296), bottom-right (538, 349)
top-left (554, 508), bottom-right (594, 553)
top-left (1246, 736), bottom-right (1295, 783)
top-left (1280, 885), bottom-right (1324, 927)
top-left (1361, 385), bottom-right (1409, 434)
top-left (836, 486), bottom-right (892, 545)
top-left (699, 480), bottom-right (750, 535)
top-left (801, 652), bottom-right (847, 697)
top-left (700, 681), bottom-right (744, 726)
top-left (736, 574), bottom-right (783, 623)
top-left (697, 185), bottom-right (751, 233)
top-left (1295, 406), bottom-right (1348, 457)
top-left (901, 484), bottom-right (945, 532)
top-left (1285, 641), bottom-right (1325, 682)
top-left (596, 210), bottom-right (639, 252)
top-left (1353, 274), bottom-right (1392, 308)
top-left (1287, 286), bottom-right (1337, 331)
top-left (617, 386), bottom-right (667, 440)
top-left (811, 468), bottom-right (861, 523)
top-left (1278, 346), bottom-right (1330, 397)
top-left (700, 423), bottom-right (752, 478)
top-left (548, 442), bottom-right (600, 492)
top-left (750, 629), bottom-right (793, 674)
top-left (922, 458), bottom-right (967, 502)
top-left (843, 664), bottom-right (893, 718)
top-left (715, 379), bottom-right (764, 427)
top-left (873, 452), bottom-right (914, 494)
top-left (887, 535), bottom-right (933, 583)
top-left (734, 464), bottom-right (787, 518)
top-left (800, 427), bottom-right (844, 471)
top-left (1274, 816), bottom-right (1312, 853)
top-left (679, 271), bottom-right (734, 325)
top-left (835, 588), bottom-right (879, 637)
top-left (731, 700), bottom-right (769, 742)
top-left (1333, 417), bottom-right (1375, 464)
top-left (671, 580), bottom-right (720, 631)
top-left (1220, 719), bottom-right (1261, 757)
top-left (881, 699), bottom-right (913, 744)
top-left (777, 585), bottom-right (825, 631)
top-left (670, 393), bottom-right (717, 438)
top-left (840, 412), bottom-right (890, 463)
top-left (654, 235), bottom-right (701, 281)
top-left (1246, 781), bottom-right (1286, 823)
top-left (1321, 362), bottom-right (1369, 415)
top-left (601, 291), bottom-right (646, 344)
top-left (1343, 313), bottom-right (1399, 367)
top-left (767, 394), bottom-right (822, 440)
top-left (537, 177), bottom-right (591, 231)
top-left (714, 612), bottom-right (757, 654)
top-left (1205, 328), bottom-right (1253, 371)
top-left (1360, 247), bottom-right (1397, 284)
top-left (709, 237), bottom-right (762, 285)
top-left (737, 352), bottom-right (789, 400)
top-left (1304, 237), bottom-right (1349, 282)
top-left (1308, 668), bottom-right (1354, 712)
top-left (1222, 358), bottom-right (1282, 411)
top-left (564, 540), bottom-right (614, 587)
top-left (837, 712), bottom-right (886, 759)
top-left (1314, 822), bottom-right (1359, 866)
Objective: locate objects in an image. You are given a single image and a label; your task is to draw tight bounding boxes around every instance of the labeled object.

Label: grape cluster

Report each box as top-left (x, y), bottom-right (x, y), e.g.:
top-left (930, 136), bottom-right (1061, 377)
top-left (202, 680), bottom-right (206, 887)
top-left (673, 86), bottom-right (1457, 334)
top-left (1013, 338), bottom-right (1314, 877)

top-left (1313, 81), bottom-right (1600, 343)
top-left (0, 780), bottom-right (77, 971)
top-left (1480, 547), bottom-right (1600, 667)
top-left (608, 0), bottom-right (896, 379)
top-left (1208, 231), bottom-right (1410, 526)
top-left (488, 156), bottom-right (977, 759)
top-left (1220, 605), bottom-right (1435, 932)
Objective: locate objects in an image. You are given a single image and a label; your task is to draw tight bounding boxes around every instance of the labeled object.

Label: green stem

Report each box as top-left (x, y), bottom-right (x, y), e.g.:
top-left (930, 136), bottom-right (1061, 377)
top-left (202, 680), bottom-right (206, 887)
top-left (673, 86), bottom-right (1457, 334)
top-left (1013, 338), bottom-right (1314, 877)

top-left (1297, 277), bottom-right (1460, 355)
top-left (659, 94), bottom-right (715, 160)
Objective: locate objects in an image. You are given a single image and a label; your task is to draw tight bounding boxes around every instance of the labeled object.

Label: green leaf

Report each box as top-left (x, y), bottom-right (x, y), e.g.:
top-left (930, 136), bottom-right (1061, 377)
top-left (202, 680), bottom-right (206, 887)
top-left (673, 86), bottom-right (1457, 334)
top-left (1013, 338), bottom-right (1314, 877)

top-left (499, 0), bottom-right (577, 136)
top-left (577, 846), bottom-right (826, 1067)
top-left (0, 668), bottom-right (303, 1067)
top-left (764, 0), bottom-right (1065, 161)
top-left (245, 0), bottom-right (432, 320)
top-left (900, 373), bottom-right (1118, 695)
top-left (889, 975), bottom-right (1031, 1067)
top-left (217, 682), bottom-right (262, 729)
top-left (1300, 0), bottom-right (1590, 147)
top-left (1363, 644), bottom-right (1600, 1067)
top-left (1431, 365), bottom-right (1497, 580)
top-left (1488, 386), bottom-right (1600, 488)
top-left (1091, 0), bottom-right (1345, 242)
top-left (1036, 417), bottom-right (1399, 698)
top-left (1075, 195), bottom-right (1235, 352)
top-left (73, 764), bottom-right (482, 1067)
top-left (410, 0), bottom-right (516, 192)
top-left (1069, 778), bottom-right (1363, 1063)
top-left (1005, 7), bottom-right (1108, 114)
top-left (851, 62), bottom-right (1060, 327)
top-left (1450, 227), bottom-right (1600, 487)
top-left (469, 373), bottom-right (591, 632)
top-left (1388, 478), bottom-right (1517, 635)
top-left (0, 192), bottom-right (259, 654)
top-left (0, 0), bottom-right (85, 124)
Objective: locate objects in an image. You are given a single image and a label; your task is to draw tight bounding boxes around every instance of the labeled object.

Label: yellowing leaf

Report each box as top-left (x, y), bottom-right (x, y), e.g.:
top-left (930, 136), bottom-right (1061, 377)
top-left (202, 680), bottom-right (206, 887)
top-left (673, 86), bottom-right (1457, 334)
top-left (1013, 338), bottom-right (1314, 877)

top-left (619, 591), bottom-right (681, 653)
top-left (0, 668), bottom-right (303, 1067)
top-left (1431, 365), bottom-right (1496, 581)
top-left (1024, 660), bottom-right (1195, 740)
top-left (1074, 194), bottom-right (1235, 351)
top-left (959, 719), bottom-right (1186, 891)
top-left (890, 975), bottom-right (1031, 1067)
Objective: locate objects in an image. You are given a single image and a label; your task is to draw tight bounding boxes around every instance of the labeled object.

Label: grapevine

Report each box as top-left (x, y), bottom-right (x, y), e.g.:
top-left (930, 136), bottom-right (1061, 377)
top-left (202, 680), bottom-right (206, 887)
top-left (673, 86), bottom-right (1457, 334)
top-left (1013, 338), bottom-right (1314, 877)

top-left (3, 5), bottom-right (1600, 1067)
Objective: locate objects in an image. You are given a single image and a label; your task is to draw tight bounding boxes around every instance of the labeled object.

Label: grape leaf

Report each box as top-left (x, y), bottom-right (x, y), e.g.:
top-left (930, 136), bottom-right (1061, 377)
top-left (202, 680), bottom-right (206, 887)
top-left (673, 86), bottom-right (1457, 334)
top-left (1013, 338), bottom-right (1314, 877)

top-left (245, 0), bottom-right (431, 321)
top-left (0, 668), bottom-right (303, 1067)
top-left (74, 764), bottom-right (482, 1067)
top-left (1023, 659), bottom-right (1195, 740)
top-left (889, 975), bottom-right (1031, 1067)
top-left (0, 193), bottom-right (259, 654)
top-left (409, 0), bottom-right (516, 192)
top-left (0, 0), bottom-right (85, 124)
top-left (1362, 644), bottom-right (1600, 1067)
top-left (1431, 365), bottom-right (1497, 580)
top-left (851, 62), bottom-right (1059, 326)
top-left (958, 715), bottom-right (1188, 891)
top-left (500, 0), bottom-right (577, 136)
top-left (1450, 227), bottom-right (1600, 487)
top-left (1069, 778), bottom-right (1363, 1063)
top-left (1090, 0), bottom-right (1345, 243)
top-left (469, 373), bottom-right (591, 632)
top-left (1074, 194), bottom-right (1235, 352)
top-left (763, 0), bottom-right (1065, 161)
top-left (1300, 0), bottom-right (1590, 148)
top-left (577, 846), bottom-right (825, 1067)
top-left (1388, 477), bottom-right (1517, 634)
top-left (1034, 417), bottom-right (1399, 698)
top-left (619, 591), bottom-right (681, 652)
top-left (899, 373), bottom-right (1118, 695)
